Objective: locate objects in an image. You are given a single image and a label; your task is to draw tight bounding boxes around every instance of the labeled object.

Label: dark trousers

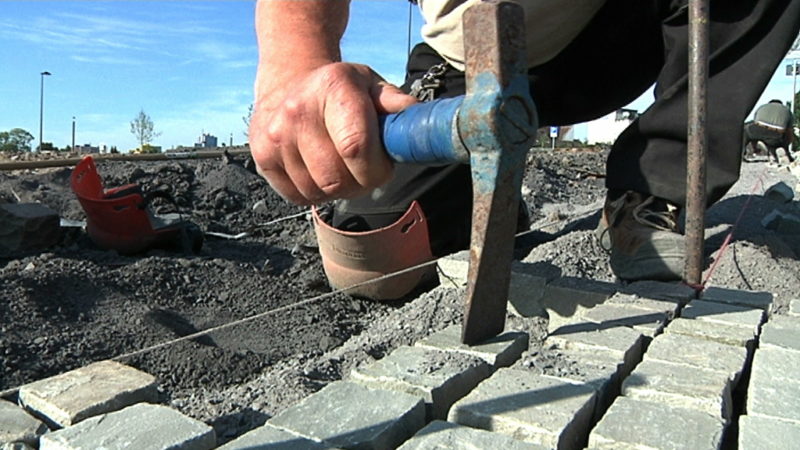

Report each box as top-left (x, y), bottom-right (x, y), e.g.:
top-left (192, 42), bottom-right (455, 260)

top-left (333, 0), bottom-right (800, 256)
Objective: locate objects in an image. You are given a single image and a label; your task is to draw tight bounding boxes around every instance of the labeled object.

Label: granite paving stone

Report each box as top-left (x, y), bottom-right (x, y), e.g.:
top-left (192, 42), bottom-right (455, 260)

top-left (681, 300), bottom-right (765, 331)
top-left (665, 317), bottom-right (757, 349)
top-left (588, 397), bottom-right (725, 449)
top-left (217, 423), bottom-right (334, 450)
top-left (414, 324), bottom-right (528, 368)
top-left (448, 368), bottom-right (597, 450)
top-left (38, 403), bottom-right (215, 450)
top-left (350, 346), bottom-right (491, 420)
top-left (749, 346), bottom-right (800, 389)
top-left (546, 326), bottom-right (644, 378)
top-left (17, 360), bottom-right (158, 428)
top-left (438, 251), bottom-right (552, 318)
top-left (0, 400), bottom-right (48, 447)
top-left (643, 333), bottom-right (748, 385)
top-left (579, 303), bottom-right (668, 337)
top-left (605, 292), bottom-right (682, 317)
top-left (268, 381), bottom-right (425, 450)
top-left (397, 421), bottom-right (547, 450)
top-left (747, 381), bottom-right (800, 424)
top-left (621, 359), bottom-right (733, 419)
top-left (517, 347), bottom-right (627, 422)
top-left (738, 415), bottom-right (800, 450)
top-left (701, 287), bottom-right (773, 311)
top-left (538, 277), bottom-right (618, 333)
top-left (759, 314), bottom-right (800, 352)
top-left (620, 280), bottom-right (697, 304)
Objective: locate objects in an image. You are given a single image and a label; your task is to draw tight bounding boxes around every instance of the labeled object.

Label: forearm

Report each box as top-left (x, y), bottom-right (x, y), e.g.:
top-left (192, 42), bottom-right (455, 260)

top-left (255, 0), bottom-right (350, 94)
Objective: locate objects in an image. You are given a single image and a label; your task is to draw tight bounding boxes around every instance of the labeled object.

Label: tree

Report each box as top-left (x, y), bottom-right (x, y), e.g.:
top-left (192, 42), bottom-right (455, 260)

top-left (243, 103), bottom-right (253, 139)
top-left (130, 109), bottom-right (161, 150)
top-left (0, 128), bottom-right (35, 152)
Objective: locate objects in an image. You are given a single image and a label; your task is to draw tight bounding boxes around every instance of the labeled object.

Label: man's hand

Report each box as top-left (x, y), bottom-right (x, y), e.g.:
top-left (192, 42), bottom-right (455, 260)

top-left (250, 63), bottom-right (416, 205)
top-left (250, 0), bottom-right (416, 206)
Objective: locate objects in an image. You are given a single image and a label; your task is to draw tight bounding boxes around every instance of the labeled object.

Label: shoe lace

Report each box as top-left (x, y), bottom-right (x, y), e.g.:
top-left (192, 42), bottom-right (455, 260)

top-left (597, 193), bottom-right (678, 253)
top-left (632, 196), bottom-right (679, 232)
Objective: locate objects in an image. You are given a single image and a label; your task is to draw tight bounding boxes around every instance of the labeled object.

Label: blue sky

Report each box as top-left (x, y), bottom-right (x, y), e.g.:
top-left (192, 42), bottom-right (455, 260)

top-left (0, 1), bottom-right (796, 151)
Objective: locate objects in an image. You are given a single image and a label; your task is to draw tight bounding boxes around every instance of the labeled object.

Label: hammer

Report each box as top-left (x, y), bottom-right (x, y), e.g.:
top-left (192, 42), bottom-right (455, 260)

top-left (380, 0), bottom-right (537, 345)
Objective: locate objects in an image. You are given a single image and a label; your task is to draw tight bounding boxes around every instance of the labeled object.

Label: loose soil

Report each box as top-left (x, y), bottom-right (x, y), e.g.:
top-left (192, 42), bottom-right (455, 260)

top-left (1, 148), bottom-right (798, 443)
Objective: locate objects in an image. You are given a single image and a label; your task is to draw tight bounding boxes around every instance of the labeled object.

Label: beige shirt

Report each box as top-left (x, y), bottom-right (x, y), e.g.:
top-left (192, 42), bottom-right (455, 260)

top-left (418, 0), bottom-right (607, 71)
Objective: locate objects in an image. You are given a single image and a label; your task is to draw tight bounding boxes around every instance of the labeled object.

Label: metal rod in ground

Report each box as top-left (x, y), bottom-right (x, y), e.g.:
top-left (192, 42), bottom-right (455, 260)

top-left (0, 148), bottom-right (251, 171)
top-left (685, 0), bottom-right (710, 287)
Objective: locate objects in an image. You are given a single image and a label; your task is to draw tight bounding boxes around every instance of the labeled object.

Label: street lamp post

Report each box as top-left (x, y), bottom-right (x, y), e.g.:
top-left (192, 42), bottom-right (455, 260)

top-left (72, 116), bottom-right (76, 152)
top-left (39, 71), bottom-right (51, 152)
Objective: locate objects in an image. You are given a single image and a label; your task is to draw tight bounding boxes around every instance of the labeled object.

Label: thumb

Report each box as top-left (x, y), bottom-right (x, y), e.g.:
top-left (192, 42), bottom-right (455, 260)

top-left (370, 82), bottom-right (418, 114)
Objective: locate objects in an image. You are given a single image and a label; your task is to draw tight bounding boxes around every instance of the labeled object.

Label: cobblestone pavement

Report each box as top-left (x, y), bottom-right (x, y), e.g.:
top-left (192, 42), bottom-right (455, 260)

top-left (3, 254), bottom-right (798, 449)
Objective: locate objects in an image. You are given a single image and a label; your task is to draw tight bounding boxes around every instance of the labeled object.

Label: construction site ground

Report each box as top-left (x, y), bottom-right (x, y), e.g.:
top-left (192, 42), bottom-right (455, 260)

top-left (1, 147), bottom-right (800, 448)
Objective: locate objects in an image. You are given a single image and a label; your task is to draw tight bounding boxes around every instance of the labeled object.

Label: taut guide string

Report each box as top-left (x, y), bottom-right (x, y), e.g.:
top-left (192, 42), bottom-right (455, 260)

top-left (2, 177), bottom-right (767, 398)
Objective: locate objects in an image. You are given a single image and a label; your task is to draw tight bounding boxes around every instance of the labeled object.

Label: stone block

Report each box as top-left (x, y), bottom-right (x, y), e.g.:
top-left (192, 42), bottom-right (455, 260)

top-left (268, 381), bottom-right (425, 450)
top-left (764, 181), bottom-right (795, 203)
top-left (621, 359), bottom-right (733, 419)
top-left (0, 400), bottom-right (48, 447)
top-left (749, 346), bottom-right (800, 387)
top-left (350, 346), bottom-right (491, 420)
top-left (448, 369), bottom-right (596, 450)
top-left (415, 324), bottom-right (528, 368)
top-left (605, 292), bottom-right (682, 317)
top-left (739, 415), bottom-right (800, 450)
top-left (397, 420), bottom-right (547, 450)
top-left (437, 251), bottom-right (552, 318)
top-left (540, 277), bottom-right (618, 333)
top-left (217, 423), bottom-right (332, 450)
top-left (0, 203), bottom-right (61, 257)
top-left (682, 300), bottom-right (765, 332)
top-left (38, 403), bottom-right (215, 450)
top-left (18, 360), bottom-right (158, 428)
top-left (436, 251), bottom-right (470, 289)
top-left (588, 397), bottom-right (724, 449)
top-left (665, 317), bottom-right (757, 349)
top-left (546, 326), bottom-right (644, 379)
top-left (762, 210), bottom-right (800, 233)
top-left (644, 333), bottom-right (748, 385)
top-left (507, 272), bottom-right (550, 318)
top-left (760, 315), bottom-right (800, 352)
top-left (518, 347), bottom-right (625, 423)
top-left (747, 379), bottom-right (800, 423)
top-left (701, 287), bottom-right (773, 311)
top-left (620, 280), bottom-right (696, 304)
top-left (579, 303), bottom-right (668, 338)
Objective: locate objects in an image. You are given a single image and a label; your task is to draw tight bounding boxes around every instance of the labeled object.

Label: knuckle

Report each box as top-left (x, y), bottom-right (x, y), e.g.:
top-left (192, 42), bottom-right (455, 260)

top-left (335, 129), bottom-right (369, 159)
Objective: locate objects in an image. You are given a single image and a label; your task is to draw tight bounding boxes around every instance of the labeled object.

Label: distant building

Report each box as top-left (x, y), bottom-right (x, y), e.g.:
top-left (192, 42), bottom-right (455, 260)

top-left (586, 108), bottom-right (639, 145)
top-left (195, 133), bottom-right (218, 148)
top-left (75, 143), bottom-right (100, 153)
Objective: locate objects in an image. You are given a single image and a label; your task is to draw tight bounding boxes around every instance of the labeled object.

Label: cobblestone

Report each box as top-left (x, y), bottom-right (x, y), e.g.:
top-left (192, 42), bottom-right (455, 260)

top-left (350, 346), bottom-right (491, 420)
top-left (449, 368), bottom-right (596, 450)
top-left (17, 360), bottom-right (158, 428)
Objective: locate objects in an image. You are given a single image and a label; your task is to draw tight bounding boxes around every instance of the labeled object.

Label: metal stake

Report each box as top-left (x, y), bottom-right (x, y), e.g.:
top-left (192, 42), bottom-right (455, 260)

top-left (684, 0), bottom-right (709, 288)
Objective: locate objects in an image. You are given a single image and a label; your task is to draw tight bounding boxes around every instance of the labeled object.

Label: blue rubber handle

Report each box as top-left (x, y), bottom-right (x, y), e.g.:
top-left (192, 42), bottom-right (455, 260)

top-left (379, 96), bottom-right (466, 164)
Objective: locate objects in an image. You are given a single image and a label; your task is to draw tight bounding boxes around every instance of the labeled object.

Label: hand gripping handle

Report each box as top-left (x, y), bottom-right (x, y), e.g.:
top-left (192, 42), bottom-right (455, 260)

top-left (379, 96), bottom-right (468, 165)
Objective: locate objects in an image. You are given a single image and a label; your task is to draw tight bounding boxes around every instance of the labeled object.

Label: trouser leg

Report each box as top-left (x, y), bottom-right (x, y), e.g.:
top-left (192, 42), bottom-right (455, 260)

top-left (523, 0), bottom-right (800, 207)
top-left (606, 0), bottom-right (800, 206)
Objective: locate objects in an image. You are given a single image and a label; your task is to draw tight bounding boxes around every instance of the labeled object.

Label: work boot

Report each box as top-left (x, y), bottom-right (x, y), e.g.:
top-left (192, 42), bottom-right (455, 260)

top-left (596, 191), bottom-right (685, 281)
